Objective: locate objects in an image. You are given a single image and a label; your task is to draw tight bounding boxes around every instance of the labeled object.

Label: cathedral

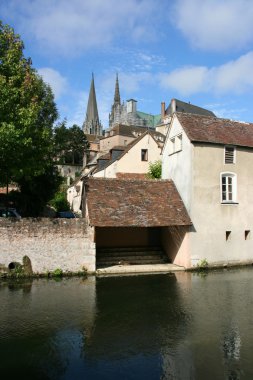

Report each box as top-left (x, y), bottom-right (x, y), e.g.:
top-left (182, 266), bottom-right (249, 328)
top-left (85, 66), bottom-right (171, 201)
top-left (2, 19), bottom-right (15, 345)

top-left (109, 74), bottom-right (160, 129)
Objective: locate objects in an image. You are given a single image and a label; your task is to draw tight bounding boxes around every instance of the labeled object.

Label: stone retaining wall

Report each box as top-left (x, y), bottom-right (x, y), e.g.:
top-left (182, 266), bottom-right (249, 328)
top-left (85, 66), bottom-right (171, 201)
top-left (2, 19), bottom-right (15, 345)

top-left (0, 218), bottom-right (95, 274)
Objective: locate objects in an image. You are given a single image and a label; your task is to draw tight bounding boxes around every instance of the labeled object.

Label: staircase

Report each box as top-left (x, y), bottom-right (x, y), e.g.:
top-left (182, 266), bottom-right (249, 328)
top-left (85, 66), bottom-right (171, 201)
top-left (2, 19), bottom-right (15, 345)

top-left (96, 246), bottom-right (169, 268)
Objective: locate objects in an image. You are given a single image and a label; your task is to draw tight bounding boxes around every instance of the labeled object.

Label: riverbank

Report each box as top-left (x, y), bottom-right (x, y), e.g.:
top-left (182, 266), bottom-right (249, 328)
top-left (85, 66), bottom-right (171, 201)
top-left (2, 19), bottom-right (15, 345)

top-left (2, 260), bottom-right (253, 280)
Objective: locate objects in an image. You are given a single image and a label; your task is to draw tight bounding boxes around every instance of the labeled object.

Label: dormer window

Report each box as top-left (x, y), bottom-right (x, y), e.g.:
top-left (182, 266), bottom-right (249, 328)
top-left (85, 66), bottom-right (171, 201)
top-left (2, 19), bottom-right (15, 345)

top-left (169, 133), bottom-right (182, 155)
top-left (225, 146), bottom-right (235, 164)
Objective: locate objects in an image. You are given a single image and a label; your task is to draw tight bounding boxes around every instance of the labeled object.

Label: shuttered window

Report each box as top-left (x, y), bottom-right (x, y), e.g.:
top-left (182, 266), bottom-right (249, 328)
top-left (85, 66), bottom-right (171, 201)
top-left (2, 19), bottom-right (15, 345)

top-left (225, 146), bottom-right (235, 164)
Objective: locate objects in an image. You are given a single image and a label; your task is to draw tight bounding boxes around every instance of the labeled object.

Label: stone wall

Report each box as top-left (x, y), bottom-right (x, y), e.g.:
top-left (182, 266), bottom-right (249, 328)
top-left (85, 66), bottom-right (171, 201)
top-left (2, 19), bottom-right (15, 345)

top-left (0, 218), bottom-right (95, 274)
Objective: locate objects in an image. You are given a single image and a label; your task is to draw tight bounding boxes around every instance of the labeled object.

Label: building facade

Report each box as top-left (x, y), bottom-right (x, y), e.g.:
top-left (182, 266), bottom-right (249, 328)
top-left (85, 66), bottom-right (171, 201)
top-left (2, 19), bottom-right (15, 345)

top-left (162, 112), bottom-right (253, 268)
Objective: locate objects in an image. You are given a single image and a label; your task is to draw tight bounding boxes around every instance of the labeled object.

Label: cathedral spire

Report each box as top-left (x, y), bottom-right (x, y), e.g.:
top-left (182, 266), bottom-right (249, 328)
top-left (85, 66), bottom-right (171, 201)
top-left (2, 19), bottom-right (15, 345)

top-left (114, 73), bottom-right (121, 105)
top-left (83, 74), bottom-right (102, 136)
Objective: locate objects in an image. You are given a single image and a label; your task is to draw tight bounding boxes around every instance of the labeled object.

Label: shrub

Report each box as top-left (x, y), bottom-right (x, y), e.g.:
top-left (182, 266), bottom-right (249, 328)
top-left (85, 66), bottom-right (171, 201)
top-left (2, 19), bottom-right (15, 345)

top-left (147, 160), bottom-right (162, 179)
top-left (52, 268), bottom-right (63, 277)
top-left (49, 192), bottom-right (70, 212)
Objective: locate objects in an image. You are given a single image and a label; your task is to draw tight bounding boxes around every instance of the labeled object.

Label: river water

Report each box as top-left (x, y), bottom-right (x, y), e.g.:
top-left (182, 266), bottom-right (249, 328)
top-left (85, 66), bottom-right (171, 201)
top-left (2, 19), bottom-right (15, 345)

top-left (0, 268), bottom-right (253, 379)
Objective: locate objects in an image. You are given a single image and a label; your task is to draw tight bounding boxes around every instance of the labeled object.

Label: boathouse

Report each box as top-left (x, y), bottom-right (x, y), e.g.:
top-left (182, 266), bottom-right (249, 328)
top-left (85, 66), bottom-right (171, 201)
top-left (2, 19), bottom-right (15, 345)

top-left (85, 178), bottom-right (192, 269)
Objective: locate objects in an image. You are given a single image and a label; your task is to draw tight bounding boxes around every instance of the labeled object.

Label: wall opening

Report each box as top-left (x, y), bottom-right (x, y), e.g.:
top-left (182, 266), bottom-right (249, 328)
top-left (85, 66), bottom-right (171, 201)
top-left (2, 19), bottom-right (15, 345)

top-left (245, 230), bottom-right (250, 240)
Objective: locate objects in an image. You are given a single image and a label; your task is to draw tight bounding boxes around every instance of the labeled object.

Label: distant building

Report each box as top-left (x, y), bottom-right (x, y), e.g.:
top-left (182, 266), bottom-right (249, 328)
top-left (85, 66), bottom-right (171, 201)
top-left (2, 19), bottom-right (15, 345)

top-left (93, 130), bottom-right (163, 178)
top-left (109, 74), bottom-right (160, 129)
top-left (82, 74), bottom-right (103, 136)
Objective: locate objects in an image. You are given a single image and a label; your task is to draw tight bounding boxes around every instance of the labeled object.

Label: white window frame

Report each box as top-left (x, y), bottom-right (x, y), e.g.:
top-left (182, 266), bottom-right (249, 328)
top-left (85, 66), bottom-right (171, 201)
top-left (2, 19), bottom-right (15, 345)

top-left (220, 172), bottom-right (237, 204)
top-left (169, 133), bottom-right (182, 155)
top-left (224, 145), bottom-right (236, 164)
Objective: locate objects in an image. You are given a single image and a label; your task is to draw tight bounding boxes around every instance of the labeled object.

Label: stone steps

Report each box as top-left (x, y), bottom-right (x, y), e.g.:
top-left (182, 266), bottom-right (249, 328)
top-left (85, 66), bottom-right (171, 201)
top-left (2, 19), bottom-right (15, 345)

top-left (96, 246), bottom-right (169, 268)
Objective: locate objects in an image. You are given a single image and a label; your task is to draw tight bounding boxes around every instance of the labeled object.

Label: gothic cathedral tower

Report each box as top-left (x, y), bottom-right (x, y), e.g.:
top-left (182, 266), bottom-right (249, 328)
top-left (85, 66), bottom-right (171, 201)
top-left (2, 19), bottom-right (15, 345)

top-left (82, 74), bottom-right (103, 136)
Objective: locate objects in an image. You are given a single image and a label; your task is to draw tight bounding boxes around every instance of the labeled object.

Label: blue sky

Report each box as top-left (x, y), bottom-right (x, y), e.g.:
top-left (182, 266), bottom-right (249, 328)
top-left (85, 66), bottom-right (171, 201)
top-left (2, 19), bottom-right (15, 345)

top-left (1, 0), bottom-right (253, 128)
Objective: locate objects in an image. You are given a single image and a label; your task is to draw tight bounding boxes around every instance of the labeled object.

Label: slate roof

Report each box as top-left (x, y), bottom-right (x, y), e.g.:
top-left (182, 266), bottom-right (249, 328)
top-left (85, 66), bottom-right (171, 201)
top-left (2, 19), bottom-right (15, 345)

top-left (167, 99), bottom-right (216, 117)
top-left (86, 178), bottom-right (192, 227)
top-left (176, 112), bottom-right (253, 148)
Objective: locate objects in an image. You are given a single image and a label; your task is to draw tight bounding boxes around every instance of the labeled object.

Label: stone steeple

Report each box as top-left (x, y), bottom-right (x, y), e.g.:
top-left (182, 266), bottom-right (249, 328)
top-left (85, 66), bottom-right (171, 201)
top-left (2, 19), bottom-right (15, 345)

top-left (114, 73), bottom-right (121, 105)
top-left (83, 74), bottom-right (102, 136)
top-left (109, 73), bottom-right (122, 128)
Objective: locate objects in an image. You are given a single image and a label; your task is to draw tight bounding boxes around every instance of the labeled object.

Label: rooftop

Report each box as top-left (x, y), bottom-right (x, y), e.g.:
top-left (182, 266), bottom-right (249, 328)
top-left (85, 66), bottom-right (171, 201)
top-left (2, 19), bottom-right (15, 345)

top-left (167, 99), bottom-right (216, 117)
top-left (86, 178), bottom-right (191, 227)
top-left (176, 112), bottom-right (253, 148)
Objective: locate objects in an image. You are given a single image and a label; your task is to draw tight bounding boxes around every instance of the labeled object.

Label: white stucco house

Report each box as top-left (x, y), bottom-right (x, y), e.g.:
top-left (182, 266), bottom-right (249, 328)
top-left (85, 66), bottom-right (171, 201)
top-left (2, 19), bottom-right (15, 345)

top-left (93, 130), bottom-right (163, 178)
top-left (162, 112), bottom-right (253, 268)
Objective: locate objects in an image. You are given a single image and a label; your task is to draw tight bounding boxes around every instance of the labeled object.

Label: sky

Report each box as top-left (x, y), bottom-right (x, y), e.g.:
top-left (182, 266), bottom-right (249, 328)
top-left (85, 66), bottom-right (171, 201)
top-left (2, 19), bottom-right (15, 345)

top-left (1, 0), bottom-right (253, 129)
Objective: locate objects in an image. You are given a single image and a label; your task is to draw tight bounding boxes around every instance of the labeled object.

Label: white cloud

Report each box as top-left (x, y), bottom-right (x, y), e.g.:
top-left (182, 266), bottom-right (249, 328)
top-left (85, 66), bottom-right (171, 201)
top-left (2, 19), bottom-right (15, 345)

top-left (159, 51), bottom-right (253, 96)
top-left (2, 0), bottom-right (157, 56)
top-left (160, 66), bottom-right (209, 96)
top-left (172, 0), bottom-right (253, 51)
top-left (38, 68), bottom-right (68, 99)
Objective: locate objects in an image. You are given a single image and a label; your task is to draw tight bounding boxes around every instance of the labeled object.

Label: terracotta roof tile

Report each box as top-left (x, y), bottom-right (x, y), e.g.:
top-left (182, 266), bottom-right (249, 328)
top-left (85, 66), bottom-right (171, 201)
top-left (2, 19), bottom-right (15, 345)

top-left (177, 112), bottom-right (253, 147)
top-left (86, 178), bottom-right (191, 227)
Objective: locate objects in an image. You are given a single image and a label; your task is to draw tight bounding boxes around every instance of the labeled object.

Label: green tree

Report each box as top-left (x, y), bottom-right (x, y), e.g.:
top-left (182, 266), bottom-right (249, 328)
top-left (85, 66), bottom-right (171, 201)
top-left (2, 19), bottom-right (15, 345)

top-left (49, 191), bottom-right (70, 212)
top-left (54, 122), bottom-right (89, 165)
top-left (0, 21), bottom-right (61, 215)
top-left (146, 160), bottom-right (162, 179)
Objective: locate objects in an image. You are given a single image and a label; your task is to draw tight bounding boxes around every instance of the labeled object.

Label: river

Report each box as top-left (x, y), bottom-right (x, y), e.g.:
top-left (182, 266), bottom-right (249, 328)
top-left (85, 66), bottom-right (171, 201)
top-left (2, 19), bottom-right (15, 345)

top-left (0, 268), bottom-right (253, 379)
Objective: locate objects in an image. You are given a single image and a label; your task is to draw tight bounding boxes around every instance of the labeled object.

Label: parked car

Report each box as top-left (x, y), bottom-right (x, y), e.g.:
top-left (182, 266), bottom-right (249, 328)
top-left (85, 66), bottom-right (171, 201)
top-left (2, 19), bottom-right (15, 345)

top-left (0, 207), bottom-right (21, 219)
top-left (56, 211), bottom-right (76, 218)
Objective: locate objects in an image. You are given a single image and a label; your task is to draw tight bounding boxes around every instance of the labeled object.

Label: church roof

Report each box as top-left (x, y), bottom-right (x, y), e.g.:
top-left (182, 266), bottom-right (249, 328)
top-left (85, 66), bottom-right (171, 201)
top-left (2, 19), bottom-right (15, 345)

top-left (176, 112), bottom-right (253, 148)
top-left (137, 111), bottom-right (161, 127)
top-left (86, 178), bottom-right (192, 227)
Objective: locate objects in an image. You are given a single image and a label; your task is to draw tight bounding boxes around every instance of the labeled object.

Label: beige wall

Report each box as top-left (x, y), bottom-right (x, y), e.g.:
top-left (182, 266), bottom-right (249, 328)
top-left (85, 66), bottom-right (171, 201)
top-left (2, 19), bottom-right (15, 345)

top-left (162, 226), bottom-right (191, 267)
top-left (95, 133), bottom-right (161, 178)
top-left (99, 135), bottom-right (135, 152)
top-left (189, 144), bottom-right (253, 267)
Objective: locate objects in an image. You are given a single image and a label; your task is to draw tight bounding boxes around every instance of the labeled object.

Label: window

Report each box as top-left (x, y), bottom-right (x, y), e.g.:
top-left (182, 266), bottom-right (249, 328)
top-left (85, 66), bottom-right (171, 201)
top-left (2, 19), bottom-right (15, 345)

top-left (141, 149), bottom-right (148, 161)
top-left (226, 231), bottom-right (231, 241)
top-left (169, 133), bottom-right (182, 155)
top-left (245, 230), bottom-right (250, 240)
top-left (225, 146), bottom-right (235, 164)
top-left (221, 173), bottom-right (237, 203)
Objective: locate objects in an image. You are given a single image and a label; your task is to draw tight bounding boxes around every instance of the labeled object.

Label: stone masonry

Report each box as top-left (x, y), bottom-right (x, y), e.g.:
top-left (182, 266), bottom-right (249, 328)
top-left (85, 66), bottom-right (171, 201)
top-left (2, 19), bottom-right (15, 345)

top-left (0, 218), bottom-right (95, 274)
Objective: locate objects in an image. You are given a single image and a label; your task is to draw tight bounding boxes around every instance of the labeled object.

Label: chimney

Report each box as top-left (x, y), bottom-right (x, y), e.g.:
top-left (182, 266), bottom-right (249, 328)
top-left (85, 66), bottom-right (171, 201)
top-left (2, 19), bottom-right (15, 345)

top-left (171, 98), bottom-right (176, 114)
top-left (161, 102), bottom-right (165, 119)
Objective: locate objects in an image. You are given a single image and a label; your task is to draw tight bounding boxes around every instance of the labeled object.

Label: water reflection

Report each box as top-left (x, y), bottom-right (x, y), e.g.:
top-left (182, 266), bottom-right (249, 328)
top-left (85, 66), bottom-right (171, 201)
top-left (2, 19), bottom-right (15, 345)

top-left (0, 269), bottom-right (253, 379)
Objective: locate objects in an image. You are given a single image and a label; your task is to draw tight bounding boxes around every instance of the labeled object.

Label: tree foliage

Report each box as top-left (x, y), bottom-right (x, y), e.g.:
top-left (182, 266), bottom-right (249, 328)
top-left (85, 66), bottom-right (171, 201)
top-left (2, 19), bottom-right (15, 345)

top-left (147, 160), bottom-right (162, 179)
top-left (54, 121), bottom-right (89, 165)
top-left (0, 21), bottom-right (61, 215)
top-left (49, 191), bottom-right (70, 212)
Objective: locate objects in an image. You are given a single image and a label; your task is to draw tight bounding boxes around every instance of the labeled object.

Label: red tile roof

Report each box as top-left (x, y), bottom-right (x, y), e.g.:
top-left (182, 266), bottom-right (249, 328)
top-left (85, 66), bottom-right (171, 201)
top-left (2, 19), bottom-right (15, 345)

top-left (86, 178), bottom-right (191, 227)
top-left (176, 112), bottom-right (253, 148)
